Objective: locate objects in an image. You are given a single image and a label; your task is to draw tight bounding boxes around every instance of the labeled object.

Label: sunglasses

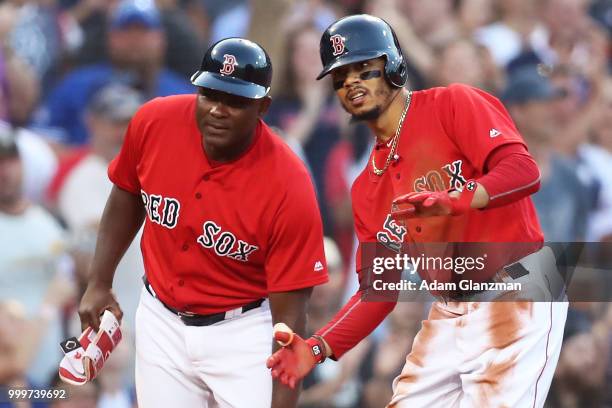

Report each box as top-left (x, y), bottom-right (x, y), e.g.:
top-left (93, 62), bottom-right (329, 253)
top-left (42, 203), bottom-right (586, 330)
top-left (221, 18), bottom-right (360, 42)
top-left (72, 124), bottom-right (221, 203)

top-left (333, 69), bottom-right (382, 90)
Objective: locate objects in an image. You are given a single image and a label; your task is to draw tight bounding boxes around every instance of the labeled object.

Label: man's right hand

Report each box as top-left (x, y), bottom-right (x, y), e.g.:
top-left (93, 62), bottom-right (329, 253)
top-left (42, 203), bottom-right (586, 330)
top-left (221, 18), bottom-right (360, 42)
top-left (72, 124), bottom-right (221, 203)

top-left (266, 325), bottom-right (327, 389)
top-left (78, 281), bottom-right (123, 332)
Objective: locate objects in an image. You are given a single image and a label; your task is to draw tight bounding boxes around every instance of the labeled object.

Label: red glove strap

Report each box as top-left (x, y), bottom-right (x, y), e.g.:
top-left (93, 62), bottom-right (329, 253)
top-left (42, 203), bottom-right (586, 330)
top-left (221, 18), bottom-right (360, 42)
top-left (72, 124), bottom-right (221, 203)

top-left (450, 180), bottom-right (477, 215)
top-left (306, 336), bottom-right (326, 364)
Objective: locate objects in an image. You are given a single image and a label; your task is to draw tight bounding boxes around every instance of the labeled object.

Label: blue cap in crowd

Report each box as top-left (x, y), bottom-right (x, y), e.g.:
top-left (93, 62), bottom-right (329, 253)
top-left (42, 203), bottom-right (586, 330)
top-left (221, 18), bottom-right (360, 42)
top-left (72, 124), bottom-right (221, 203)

top-left (502, 67), bottom-right (562, 106)
top-left (110, 0), bottom-right (161, 30)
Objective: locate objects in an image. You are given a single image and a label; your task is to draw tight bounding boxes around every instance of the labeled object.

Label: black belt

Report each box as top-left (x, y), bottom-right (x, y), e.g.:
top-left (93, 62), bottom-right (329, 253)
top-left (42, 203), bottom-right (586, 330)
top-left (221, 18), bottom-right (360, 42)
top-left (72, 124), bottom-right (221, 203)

top-left (143, 276), bottom-right (265, 327)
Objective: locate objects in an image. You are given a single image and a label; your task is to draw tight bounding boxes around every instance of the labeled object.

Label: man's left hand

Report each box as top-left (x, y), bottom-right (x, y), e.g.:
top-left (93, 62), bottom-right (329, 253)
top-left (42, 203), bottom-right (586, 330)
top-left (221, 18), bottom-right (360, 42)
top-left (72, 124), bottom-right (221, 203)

top-left (391, 190), bottom-right (466, 220)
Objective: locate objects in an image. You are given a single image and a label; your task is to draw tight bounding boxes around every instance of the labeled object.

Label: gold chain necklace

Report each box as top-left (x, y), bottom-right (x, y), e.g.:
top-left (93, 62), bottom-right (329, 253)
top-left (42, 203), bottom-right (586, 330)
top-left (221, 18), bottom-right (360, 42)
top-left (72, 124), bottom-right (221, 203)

top-left (371, 91), bottom-right (412, 176)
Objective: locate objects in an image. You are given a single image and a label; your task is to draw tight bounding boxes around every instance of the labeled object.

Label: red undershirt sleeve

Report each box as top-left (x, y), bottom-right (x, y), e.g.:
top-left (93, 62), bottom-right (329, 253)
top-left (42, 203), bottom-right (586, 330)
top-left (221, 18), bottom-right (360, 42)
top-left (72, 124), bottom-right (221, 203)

top-left (315, 290), bottom-right (396, 360)
top-left (478, 143), bottom-right (541, 208)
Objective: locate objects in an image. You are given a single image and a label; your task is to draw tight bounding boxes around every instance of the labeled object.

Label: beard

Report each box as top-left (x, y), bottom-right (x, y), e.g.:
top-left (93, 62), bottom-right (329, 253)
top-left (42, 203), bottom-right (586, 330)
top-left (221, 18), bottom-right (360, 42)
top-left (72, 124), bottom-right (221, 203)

top-left (350, 106), bottom-right (383, 122)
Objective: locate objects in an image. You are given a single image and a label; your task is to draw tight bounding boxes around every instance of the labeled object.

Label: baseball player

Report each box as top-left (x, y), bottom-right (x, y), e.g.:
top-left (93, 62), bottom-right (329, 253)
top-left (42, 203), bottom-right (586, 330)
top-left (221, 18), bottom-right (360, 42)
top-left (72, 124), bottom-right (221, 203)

top-left (77, 38), bottom-right (328, 408)
top-left (267, 15), bottom-right (568, 407)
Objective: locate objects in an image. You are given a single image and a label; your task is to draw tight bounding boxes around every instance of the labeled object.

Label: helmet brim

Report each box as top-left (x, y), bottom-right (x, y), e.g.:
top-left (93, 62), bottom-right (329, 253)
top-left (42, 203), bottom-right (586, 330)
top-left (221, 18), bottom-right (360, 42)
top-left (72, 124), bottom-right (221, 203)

top-left (316, 50), bottom-right (385, 80)
top-left (191, 71), bottom-right (270, 99)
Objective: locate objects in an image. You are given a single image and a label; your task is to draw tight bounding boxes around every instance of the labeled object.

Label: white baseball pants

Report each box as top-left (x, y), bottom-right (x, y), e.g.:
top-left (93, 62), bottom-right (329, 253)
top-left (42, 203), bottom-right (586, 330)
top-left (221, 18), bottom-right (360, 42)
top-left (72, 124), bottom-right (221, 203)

top-left (135, 288), bottom-right (273, 408)
top-left (389, 301), bottom-right (568, 408)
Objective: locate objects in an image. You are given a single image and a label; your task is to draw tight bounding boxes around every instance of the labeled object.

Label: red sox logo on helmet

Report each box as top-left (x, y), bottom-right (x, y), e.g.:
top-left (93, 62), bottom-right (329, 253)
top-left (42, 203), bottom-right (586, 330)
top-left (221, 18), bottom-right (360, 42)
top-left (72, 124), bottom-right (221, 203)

top-left (330, 34), bottom-right (345, 56)
top-left (220, 54), bottom-right (237, 75)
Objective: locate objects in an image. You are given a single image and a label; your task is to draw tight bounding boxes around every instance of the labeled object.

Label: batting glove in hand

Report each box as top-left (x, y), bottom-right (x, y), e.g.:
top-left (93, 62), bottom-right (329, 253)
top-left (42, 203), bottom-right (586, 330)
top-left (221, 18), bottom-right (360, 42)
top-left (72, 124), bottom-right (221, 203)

top-left (266, 324), bottom-right (326, 389)
top-left (58, 310), bottom-right (122, 385)
top-left (392, 182), bottom-right (477, 220)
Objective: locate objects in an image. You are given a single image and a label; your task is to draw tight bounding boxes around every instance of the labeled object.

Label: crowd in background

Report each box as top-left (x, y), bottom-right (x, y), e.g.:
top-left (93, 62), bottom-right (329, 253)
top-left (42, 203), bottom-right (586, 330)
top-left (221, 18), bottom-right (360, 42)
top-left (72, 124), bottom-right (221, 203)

top-left (0, 0), bottom-right (611, 407)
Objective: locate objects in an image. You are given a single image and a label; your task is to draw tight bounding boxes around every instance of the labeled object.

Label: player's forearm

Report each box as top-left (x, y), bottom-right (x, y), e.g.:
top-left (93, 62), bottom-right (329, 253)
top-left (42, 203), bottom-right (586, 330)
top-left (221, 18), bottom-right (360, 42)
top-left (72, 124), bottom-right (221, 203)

top-left (89, 185), bottom-right (145, 287)
top-left (315, 290), bottom-right (396, 360)
top-left (477, 146), bottom-right (541, 209)
top-left (269, 288), bottom-right (313, 408)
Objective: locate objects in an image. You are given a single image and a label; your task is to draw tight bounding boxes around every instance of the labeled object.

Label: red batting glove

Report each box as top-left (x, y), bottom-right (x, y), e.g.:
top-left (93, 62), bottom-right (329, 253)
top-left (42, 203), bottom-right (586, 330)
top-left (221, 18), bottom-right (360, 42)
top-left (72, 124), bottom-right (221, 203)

top-left (392, 182), bottom-right (477, 220)
top-left (266, 328), bottom-right (326, 389)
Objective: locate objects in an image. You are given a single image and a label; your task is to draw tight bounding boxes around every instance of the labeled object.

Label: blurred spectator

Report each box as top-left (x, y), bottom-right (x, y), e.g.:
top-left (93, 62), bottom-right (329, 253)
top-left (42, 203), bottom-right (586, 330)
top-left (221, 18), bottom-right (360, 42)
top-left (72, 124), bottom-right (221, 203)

top-left (475, 0), bottom-right (549, 68)
top-left (539, 0), bottom-right (598, 68)
top-left (546, 65), bottom-right (603, 220)
top-left (70, 0), bottom-right (204, 78)
top-left (434, 39), bottom-right (485, 88)
top-left (0, 129), bottom-right (76, 386)
top-left (56, 84), bottom-right (142, 228)
top-left (34, 0), bottom-right (193, 147)
top-left (266, 22), bottom-right (341, 232)
top-left (155, 0), bottom-right (205, 78)
top-left (54, 84), bottom-right (145, 361)
top-left (431, 38), bottom-right (502, 92)
top-left (503, 67), bottom-right (591, 241)
top-left (3, 0), bottom-right (68, 89)
top-left (0, 2), bottom-right (41, 125)
top-left (553, 331), bottom-right (608, 407)
top-left (65, 0), bottom-right (119, 67)
top-left (0, 300), bottom-right (50, 408)
top-left (455, 0), bottom-right (494, 35)
top-left (546, 14), bottom-right (608, 156)
top-left (397, 0), bottom-right (460, 48)
top-left (550, 302), bottom-right (611, 408)
top-left (579, 78), bottom-right (612, 241)
top-left (0, 121), bottom-right (57, 205)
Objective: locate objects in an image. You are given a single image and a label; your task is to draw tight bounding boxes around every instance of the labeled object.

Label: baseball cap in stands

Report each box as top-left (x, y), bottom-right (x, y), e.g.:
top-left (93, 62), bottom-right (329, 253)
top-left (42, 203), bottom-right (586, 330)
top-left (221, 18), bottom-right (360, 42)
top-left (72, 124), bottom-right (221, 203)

top-left (502, 66), bottom-right (563, 106)
top-left (88, 84), bottom-right (144, 122)
top-left (110, 0), bottom-right (161, 30)
top-left (0, 124), bottom-right (18, 158)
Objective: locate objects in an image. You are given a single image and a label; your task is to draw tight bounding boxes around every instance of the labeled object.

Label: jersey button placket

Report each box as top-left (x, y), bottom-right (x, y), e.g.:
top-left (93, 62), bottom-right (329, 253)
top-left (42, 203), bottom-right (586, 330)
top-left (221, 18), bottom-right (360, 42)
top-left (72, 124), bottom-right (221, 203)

top-left (195, 192), bottom-right (202, 199)
top-left (182, 244), bottom-right (189, 251)
top-left (178, 279), bottom-right (184, 286)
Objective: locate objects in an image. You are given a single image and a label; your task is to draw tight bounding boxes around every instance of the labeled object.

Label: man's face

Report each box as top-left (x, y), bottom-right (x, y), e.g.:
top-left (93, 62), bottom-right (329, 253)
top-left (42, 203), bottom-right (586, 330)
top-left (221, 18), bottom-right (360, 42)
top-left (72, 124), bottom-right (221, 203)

top-left (195, 88), bottom-right (269, 153)
top-left (0, 154), bottom-right (22, 207)
top-left (330, 57), bottom-right (394, 121)
top-left (108, 25), bottom-right (165, 70)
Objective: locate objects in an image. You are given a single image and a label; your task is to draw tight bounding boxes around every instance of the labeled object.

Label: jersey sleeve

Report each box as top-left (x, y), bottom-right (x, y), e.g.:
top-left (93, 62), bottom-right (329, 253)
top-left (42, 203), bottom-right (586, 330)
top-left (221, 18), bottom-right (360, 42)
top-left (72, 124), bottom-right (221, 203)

top-left (436, 84), bottom-right (526, 172)
top-left (265, 171), bottom-right (329, 292)
top-left (107, 112), bottom-right (143, 194)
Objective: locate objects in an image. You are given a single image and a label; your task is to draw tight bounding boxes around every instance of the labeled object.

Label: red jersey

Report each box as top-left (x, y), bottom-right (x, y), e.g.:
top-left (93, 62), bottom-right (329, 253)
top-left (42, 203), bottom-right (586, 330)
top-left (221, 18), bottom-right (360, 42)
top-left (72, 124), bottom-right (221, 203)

top-left (108, 95), bottom-right (328, 314)
top-left (352, 84), bottom-right (543, 274)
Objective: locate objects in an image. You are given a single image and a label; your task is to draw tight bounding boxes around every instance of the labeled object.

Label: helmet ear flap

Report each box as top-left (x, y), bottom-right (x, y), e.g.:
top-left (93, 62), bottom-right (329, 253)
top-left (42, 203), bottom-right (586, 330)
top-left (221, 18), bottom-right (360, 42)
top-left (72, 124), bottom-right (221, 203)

top-left (384, 57), bottom-right (408, 88)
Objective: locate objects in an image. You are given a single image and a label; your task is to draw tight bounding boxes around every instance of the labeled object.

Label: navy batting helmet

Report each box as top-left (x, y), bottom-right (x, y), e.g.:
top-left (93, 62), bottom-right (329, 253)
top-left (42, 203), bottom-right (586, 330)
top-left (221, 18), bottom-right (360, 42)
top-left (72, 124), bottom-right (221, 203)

top-left (191, 38), bottom-right (272, 99)
top-left (317, 15), bottom-right (407, 88)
